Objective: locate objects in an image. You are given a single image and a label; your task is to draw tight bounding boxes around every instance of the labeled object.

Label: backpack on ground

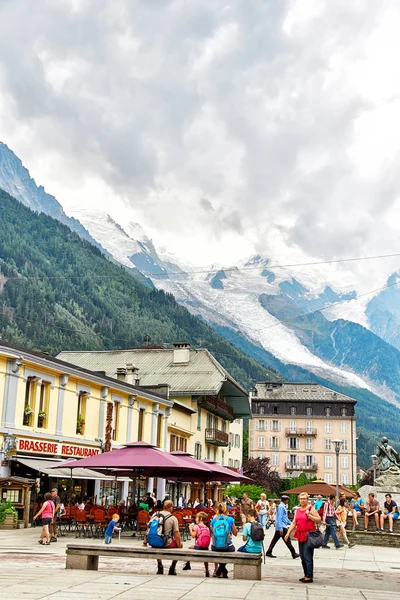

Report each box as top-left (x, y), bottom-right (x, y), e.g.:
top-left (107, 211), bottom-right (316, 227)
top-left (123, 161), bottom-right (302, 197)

top-left (147, 512), bottom-right (172, 548)
top-left (212, 515), bottom-right (231, 550)
top-left (250, 521), bottom-right (265, 542)
top-left (196, 523), bottom-right (211, 549)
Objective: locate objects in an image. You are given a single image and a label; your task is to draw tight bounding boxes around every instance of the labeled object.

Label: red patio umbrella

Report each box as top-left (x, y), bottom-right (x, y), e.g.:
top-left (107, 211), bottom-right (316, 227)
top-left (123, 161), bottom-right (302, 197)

top-left (280, 481), bottom-right (356, 497)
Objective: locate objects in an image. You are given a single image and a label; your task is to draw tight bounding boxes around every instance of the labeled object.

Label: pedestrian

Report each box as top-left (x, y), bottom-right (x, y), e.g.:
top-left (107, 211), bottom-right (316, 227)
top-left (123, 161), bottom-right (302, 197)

top-left (49, 488), bottom-right (61, 543)
top-left (267, 499), bottom-right (277, 526)
top-left (178, 494), bottom-right (185, 509)
top-left (237, 509), bottom-right (264, 553)
top-left (380, 493), bottom-right (399, 533)
top-left (143, 499), bottom-right (183, 575)
top-left (145, 492), bottom-right (155, 512)
top-left (183, 511), bottom-right (211, 576)
top-left (33, 492), bottom-right (54, 545)
top-left (314, 495), bottom-right (324, 512)
top-left (321, 494), bottom-right (344, 549)
top-left (336, 499), bottom-right (355, 548)
top-left (351, 492), bottom-right (365, 530)
top-left (284, 492), bottom-right (321, 583)
top-left (104, 513), bottom-right (121, 544)
top-left (266, 495), bottom-right (300, 559)
top-left (364, 492), bottom-right (381, 532)
top-left (211, 502), bottom-right (238, 578)
top-left (240, 492), bottom-right (254, 527)
top-left (255, 493), bottom-right (268, 529)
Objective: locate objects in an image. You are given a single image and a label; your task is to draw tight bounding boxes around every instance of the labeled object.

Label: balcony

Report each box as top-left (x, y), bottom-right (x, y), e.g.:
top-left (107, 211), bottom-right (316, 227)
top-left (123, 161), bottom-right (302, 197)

top-left (285, 428), bottom-right (317, 437)
top-left (285, 462), bottom-right (301, 471)
top-left (198, 396), bottom-right (234, 422)
top-left (302, 463), bottom-right (318, 472)
top-left (205, 428), bottom-right (229, 446)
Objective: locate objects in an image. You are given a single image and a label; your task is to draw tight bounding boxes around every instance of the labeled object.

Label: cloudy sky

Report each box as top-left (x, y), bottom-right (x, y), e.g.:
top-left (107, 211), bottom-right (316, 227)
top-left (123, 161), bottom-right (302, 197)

top-left (1, 0), bottom-right (400, 274)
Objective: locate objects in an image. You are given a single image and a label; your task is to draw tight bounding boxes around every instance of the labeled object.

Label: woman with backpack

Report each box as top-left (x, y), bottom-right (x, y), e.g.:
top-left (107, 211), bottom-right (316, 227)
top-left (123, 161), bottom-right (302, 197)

top-left (210, 502), bottom-right (238, 578)
top-left (182, 511), bottom-right (212, 576)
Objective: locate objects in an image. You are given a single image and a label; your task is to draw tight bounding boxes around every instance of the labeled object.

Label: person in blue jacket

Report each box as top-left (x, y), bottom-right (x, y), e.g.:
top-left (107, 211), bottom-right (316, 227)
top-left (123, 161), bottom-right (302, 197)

top-left (265, 495), bottom-right (300, 559)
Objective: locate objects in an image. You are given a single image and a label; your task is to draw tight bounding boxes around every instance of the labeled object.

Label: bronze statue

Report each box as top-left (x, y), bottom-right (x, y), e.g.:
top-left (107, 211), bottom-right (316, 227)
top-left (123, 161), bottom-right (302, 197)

top-left (376, 437), bottom-right (400, 472)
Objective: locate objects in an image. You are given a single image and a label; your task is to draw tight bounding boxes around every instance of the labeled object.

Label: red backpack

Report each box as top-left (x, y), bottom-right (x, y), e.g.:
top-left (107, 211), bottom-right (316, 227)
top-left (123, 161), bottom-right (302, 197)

top-left (196, 523), bottom-right (211, 549)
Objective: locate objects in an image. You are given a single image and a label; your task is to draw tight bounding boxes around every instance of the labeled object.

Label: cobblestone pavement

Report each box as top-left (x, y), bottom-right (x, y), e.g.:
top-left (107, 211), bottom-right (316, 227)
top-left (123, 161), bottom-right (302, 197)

top-left (0, 526), bottom-right (399, 599)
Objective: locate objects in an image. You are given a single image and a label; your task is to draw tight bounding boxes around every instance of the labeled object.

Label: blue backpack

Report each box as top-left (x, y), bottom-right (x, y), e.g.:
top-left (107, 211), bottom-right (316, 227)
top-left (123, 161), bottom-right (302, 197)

top-left (212, 515), bottom-right (231, 550)
top-left (147, 513), bottom-right (172, 548)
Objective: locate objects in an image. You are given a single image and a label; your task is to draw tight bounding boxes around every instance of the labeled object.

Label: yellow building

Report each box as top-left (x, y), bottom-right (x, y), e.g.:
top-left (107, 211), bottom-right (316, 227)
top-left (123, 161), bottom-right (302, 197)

top-left (58, 343), bottom-right (250, 501)
top-left (0, 340), bottom-right (173, 503)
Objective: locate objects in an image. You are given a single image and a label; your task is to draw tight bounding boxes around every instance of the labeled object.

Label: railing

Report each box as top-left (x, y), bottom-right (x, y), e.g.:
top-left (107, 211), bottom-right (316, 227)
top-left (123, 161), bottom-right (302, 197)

top-left (285, 428), bottom-right (317, 436)
top-left (302, 463), bottom-right (318, 471)
top-left (285, 462), bottom-right (301, 471)
top-left (198, 396), bottom-right (234, 421)
top-left (205, 428), bottom-right (229, 446)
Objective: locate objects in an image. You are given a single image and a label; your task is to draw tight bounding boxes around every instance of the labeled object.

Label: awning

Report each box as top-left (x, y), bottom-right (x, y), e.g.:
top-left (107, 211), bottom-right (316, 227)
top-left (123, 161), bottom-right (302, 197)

top-left (13, 457), bottom-right (131, 481)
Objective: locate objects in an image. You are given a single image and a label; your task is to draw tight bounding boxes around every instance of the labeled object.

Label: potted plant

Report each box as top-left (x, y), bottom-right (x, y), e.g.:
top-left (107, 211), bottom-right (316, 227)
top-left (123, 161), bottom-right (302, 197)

top-left (0, 501), bottom-right (18, 530)
top-left (38, 410), bottom-right (46, 427)
top-left (23, 405), bottom-right (34, 425)
top-left (76, 414), bottom-right (85, 434)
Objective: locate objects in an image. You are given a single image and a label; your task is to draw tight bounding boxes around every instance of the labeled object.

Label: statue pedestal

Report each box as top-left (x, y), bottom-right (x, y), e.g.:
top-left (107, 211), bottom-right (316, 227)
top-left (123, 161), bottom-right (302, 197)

top-left (358, 468), bottom-right (400, 506)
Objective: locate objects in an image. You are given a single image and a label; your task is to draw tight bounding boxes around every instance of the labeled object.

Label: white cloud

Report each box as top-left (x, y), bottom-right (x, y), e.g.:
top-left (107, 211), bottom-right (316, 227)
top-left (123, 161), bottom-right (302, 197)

top-left (0, 0), bottom-right (400, 275)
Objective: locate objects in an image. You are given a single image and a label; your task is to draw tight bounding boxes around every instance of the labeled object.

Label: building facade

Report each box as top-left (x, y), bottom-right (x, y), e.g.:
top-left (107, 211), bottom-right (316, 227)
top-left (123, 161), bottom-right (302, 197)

top-left (58, 344), bottom-right (249, 477)
top-left (249, 382), bottom-right (357, 486)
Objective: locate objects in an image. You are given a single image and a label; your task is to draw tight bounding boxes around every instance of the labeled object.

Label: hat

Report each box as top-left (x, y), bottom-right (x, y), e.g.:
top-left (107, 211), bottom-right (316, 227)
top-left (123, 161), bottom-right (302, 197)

top-left (281, 495), bottom-right (289, 501)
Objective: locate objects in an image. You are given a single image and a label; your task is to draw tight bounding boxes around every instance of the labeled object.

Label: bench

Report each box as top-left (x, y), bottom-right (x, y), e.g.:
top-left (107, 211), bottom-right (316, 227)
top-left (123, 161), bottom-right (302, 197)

top-left (66, 544), bottom-right (262, 580)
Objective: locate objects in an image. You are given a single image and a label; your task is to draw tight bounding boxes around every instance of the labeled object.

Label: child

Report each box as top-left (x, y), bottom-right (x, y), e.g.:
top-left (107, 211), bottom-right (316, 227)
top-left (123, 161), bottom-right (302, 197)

top-left (183, 511), bottom-right (211, 577)
top-left (238, 509), bottom-right (264, 553)
top-left (104, 513), bottom-right (121, 544)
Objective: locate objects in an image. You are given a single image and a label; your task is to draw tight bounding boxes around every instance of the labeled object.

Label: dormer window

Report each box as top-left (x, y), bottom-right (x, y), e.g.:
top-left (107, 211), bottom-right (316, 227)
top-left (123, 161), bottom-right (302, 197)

top-left (325, 407), bottom-right (331, 416)
top-left (273, 406), bottom-right (278, 414)
top-left (341, 407), bottom-right (348, 416)
top-left (306, 407), bottom-right (313, 416)
top-left (290, 406), bottom-right (296, 416)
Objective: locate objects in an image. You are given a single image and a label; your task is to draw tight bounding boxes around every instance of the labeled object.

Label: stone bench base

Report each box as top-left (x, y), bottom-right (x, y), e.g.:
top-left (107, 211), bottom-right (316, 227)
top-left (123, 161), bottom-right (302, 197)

top-left (66, 544), bottom-right (262, 580)
top-left (347, 530), bottom-right (400, 547)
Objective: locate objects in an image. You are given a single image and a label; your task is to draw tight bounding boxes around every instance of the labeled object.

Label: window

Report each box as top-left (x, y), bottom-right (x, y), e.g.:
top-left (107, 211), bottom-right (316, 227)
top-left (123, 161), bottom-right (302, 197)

top-left (341, 407), bottom-right (348, 416)
top-left (256, 420), bottom-right (266, 431)
top-left (325, 407), bottom-right (331, 416)
top-left (306, 407), bottom-right (313, 416)
top-left (341, 474), bottom-right (349, 485)
top-left (324, 421), bottom-right (332, 434)
top-left (213, 415), bottom-right (218, 429)
top-left (325, 473), bottom-right (333, 484)
top-left (271, 420), bottom-right (281, 432)
top-left (206, 413), bottom-right (213, 429)
top-left (305, 438), bottom-right (313, 450)
top-left (213, 447), bottom-right (217, 461)
top-left (194, 443), bottom-right (202, 460)
top-left (288, 437), bottom-right (299, 450)
top-left (341, 456), bottom-right (349, 469)
top-left (138, 408), bottom-right (145, 441)
top-left (228, 458), bottom-right (233, 467)
top-left (271, 454), bottom-right (279, 467)
top-left (229, 433), bottom-right (233, 446)
top-left (170, 434), bottom-right (176, 452)
top-left (112, 401), bottom-right (120, 441)
top-left (273, 406), bottom-right (278, 414)
top-left (197, 409), bottom-right (201, 430)
top-left (288, 454), bottom-right (299, 468)
top-left (340, 422), bottom-right (348, 434)
top-left (221, 420), bottom-right (227, 433)
top-left (289, 420), bottom-right (297, 433)
top-left (23, 376), bottom-right (37, 426)
top-left (221, 450), bottom-right (225, 466)
top-left (235, 434), bottom-right (240, 447)
top-left (3, 489), bottom-right (22, 503)
top-left (324, 455), bottom-right (332, 468)
top-left (342, 439), bottom-right (348, 451)
top-left (305, 420), bottom-right (313, 433)
top-left (207, 445), bottom-right (210, 459)
top-left (76, 392), bottom-right (87, 435)
top-left (258, 404), bottom-right (265, 415)
top-left (305, 455), bottom-right (314, 467)
top-left (257, 436), bottom-right (266, 449)
top-left (324, 438), bottom-right (332, 451)
top-left (235, 460), bottom-right (240, 469)
top-left (269, 436), bottom-right (279, 449)
top-left (290, 406), bottom-right (296, 416)
top-left (156, 413), bottom-right (163, 448)
top-left (37, 381), bottom-right (51, 429)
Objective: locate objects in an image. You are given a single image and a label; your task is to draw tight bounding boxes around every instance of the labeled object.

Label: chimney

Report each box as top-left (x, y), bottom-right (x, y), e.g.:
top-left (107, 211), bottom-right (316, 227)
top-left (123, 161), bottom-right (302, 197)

top-left (173, 342), bottom-right (191, 365)
top-left (116, 367), bottom-right (127, 381)
top-left (126, 363), bottom-right (140, 386)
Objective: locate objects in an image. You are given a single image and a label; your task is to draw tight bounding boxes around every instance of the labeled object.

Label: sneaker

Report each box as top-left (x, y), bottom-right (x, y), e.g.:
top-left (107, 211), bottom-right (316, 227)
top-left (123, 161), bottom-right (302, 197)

top-left (182, 562), bottom-right (191, 571)
top-left (321, 545), bottom-right (330, 549)
top-left (389, 530), bottom-right (393, 534)
top-left (168, 569), bottom-right (177, 576)
top-left (376, 528), bottom-right (380, 532)
top-left (265, 553), bottom-right (276, 558)
top-left (50, 537), bottom-right (57, 542)
top-left (336, 544), bottom-right (344, 549)
top-left (38, 540), bottom-right (43, 545)
top-left (292, 553), bottom-right (300, 559)
top-left (348, 542), bottom-right (355, 548)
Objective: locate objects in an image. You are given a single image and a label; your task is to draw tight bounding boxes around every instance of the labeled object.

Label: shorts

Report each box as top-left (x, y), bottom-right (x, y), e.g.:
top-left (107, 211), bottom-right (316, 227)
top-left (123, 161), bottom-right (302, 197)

top-left (104, 534), bottom-right (112, 544)
top-left (194, 545), bottom-right (209, 550)
top-left (42, 518), bottom-right (52, 526)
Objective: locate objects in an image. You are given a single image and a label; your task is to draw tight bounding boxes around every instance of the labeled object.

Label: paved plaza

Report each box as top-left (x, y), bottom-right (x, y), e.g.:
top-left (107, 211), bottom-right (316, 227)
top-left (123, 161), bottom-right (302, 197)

top-left (0, 526), bottom-right (399, 599)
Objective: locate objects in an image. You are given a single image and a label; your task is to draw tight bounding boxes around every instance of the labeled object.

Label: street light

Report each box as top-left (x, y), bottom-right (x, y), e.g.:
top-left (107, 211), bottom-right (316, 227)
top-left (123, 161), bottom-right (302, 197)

top-left (370, 454), bottom-right (378, 486)
top-left (332, 439), bottom-right (343, 500)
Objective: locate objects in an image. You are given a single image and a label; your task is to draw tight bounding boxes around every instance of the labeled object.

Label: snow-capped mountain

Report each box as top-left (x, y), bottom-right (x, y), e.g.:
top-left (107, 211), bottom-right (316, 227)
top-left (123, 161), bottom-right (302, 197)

top-left (2, 141), bottom-right (400, 406)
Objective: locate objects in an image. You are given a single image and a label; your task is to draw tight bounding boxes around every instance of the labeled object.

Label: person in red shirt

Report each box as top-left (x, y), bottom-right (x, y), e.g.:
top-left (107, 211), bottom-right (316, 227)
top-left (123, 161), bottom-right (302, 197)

top-left (285, 492), bottom-right (321, 584)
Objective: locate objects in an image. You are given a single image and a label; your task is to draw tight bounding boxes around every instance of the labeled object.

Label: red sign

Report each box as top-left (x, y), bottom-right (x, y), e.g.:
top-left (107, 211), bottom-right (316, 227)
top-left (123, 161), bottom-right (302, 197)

top-left (17, 438), bottom-right (100, 458)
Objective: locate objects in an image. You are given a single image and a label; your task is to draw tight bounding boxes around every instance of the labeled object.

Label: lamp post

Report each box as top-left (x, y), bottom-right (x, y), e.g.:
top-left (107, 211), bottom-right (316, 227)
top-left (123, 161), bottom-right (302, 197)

top-left (332, 439), bottom-right (343, 501)
top-left (370, 454), bottom-right (378, 486)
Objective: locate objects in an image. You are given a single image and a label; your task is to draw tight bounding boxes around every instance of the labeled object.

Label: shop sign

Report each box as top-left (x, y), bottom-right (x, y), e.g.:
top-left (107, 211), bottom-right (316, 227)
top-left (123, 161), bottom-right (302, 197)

top-left (16, 437), bottom-right (100, 458)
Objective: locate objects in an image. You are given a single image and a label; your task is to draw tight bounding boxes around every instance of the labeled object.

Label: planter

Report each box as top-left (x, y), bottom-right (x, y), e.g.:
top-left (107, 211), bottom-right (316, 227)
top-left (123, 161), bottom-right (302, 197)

top-left (0, 514), bottom-right (15, 530)
top-left (23, 414), bottom-right (31, 426)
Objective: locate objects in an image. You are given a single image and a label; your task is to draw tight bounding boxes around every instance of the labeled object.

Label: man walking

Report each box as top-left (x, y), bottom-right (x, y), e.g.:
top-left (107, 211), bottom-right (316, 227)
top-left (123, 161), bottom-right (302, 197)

top-left (265, 495), bottom-right (300, 559)
top-left (240, 492), bottom-right (254, 527)
top-left (49, 488), bottom-right (61, 543)
top-left (322, 494), bottom-right (344, 549)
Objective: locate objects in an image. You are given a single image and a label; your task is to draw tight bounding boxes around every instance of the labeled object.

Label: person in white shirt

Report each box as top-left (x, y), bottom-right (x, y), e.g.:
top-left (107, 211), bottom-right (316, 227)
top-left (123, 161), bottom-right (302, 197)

top-left (256, 493), bottom-right (268, 529)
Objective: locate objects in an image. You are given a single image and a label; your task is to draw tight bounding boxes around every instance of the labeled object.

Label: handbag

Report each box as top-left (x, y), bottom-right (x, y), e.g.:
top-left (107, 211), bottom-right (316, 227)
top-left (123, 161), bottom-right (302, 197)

top-left (306, 529), bottom-right (324, 548)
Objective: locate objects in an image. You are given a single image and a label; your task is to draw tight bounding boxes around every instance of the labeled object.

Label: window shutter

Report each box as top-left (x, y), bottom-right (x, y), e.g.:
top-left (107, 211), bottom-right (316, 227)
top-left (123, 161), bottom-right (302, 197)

top-left (278, 421), bottom-right (281, 432)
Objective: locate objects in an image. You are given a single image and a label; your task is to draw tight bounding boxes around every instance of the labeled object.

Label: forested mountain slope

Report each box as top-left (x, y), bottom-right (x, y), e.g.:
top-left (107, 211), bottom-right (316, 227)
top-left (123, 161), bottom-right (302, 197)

top-left (0, 188), bottom-right (279, 389)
